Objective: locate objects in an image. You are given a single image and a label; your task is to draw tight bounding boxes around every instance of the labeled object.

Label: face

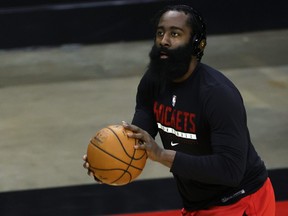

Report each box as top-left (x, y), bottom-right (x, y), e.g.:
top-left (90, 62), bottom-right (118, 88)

top-left (147, 10), bottom-right (194, 82)
top-left (155, 10), bottom-right (192, 54)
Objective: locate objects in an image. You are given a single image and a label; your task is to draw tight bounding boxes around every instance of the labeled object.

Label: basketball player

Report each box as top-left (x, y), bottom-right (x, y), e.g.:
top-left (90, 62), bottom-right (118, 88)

top-left (84, 5), bottom-right (275, 215)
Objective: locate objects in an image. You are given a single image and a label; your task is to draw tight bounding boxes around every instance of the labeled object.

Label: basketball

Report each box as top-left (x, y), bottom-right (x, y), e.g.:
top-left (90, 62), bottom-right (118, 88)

top-left (87, 125), bottom-right (147, 186)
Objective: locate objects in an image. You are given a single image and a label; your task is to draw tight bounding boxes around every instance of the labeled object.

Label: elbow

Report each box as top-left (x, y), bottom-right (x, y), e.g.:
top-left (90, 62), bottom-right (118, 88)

top-left (226, 175), bottom-right (243, 187)
top-left (220, 170), bottom-right (243, 187)
top-left (222, 160), bottom-right (245, 187)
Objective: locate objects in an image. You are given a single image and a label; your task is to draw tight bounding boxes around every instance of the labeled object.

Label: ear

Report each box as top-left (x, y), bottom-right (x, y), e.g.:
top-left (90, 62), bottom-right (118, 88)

top-left (198, 39), bottom-right (206, 51)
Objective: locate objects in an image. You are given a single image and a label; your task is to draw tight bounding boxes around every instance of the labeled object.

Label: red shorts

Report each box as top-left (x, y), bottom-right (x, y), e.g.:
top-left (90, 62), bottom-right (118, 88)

top-left (182, 178), bottom-right (275, 216)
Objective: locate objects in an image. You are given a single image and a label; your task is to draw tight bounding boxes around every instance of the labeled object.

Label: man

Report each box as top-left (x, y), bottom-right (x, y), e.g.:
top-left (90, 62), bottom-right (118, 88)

top-left (84, 5), bottom-right (275, 215)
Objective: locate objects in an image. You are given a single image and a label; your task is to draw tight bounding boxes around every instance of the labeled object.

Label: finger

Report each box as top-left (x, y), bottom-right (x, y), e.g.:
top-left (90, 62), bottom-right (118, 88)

top-left (134, 140), bottom-right (147, 150)
top-left (83, 162), bottom-right (89, 169)
top-left (122, 121), bottom-right (132, 130)
top-left (122, 121), bottom-right (142, 133)
top-left (122, 120), bottom-right (129, 127)
top-left (82, 154), bottom-right (87, 161)
top-left (138, 140), bottom-right (145, 145)
top-left (127, 132), bottom-right (144, 141)
top-left (88, 170), bottom-right (94, 177)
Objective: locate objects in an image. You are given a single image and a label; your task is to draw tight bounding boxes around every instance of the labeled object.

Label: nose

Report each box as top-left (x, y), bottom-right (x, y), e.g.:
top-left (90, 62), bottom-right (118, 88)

top-left (159, 34), bottom-right (171, 48)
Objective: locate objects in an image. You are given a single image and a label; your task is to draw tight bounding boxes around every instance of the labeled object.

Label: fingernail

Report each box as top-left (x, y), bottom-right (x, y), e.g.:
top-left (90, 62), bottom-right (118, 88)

top-left (122, 121), bottom-right (128, 126)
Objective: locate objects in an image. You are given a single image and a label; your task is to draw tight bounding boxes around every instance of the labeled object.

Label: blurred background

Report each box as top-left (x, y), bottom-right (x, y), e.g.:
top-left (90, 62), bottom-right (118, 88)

top-left (0, 0), bottom-right (287, 48)
top-left (0, 0), bottom-right (288, 215)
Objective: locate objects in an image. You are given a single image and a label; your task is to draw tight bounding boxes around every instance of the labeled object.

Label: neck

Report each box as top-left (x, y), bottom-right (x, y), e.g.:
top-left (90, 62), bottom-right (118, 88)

top-left (173, 57), bottom-right (198, 83)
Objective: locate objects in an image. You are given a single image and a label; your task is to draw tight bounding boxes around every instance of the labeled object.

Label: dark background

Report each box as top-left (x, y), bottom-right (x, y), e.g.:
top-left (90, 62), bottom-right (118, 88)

top-left (0, 0), bottom-right (288, 49)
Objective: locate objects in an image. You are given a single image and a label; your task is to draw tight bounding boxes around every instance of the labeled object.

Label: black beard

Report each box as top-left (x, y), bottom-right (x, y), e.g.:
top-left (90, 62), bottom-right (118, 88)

top-left (147, 41), bottom-right (194, 82)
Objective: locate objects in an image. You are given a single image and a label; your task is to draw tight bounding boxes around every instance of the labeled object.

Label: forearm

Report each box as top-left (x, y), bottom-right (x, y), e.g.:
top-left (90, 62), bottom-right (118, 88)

top-left (156, 149), bottom-right (176, 168)
top-left (171, 152), bottom-right (245, 186)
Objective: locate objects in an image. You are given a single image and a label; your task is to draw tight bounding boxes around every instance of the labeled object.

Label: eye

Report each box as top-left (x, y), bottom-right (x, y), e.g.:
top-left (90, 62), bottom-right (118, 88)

top-left (156, 30), bottom-right (164, 37)
top-left (171, 32), bottom-right (180, 37)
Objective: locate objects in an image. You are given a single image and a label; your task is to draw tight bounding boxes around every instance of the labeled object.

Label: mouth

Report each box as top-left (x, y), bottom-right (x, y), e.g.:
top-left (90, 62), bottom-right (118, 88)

top-left (160, 51), bottom-right (169, 59)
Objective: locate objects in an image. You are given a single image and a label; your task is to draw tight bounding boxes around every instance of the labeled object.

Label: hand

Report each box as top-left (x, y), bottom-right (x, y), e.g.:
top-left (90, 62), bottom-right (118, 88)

top-left (82, 154), bottom-right (102, 184)
top-left (122, 121), bottom-right (163, 162)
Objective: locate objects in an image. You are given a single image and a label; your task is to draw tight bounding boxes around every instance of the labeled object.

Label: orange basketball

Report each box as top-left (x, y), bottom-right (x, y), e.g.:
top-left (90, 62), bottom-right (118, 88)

top-left (87, 125), bottom-right (147, 186)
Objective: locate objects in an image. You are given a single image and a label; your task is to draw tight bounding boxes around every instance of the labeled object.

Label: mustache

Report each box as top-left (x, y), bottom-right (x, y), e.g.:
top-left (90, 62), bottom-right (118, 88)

top-left (149, 45), bottom-right (178, 59)
top-left (154, 46), bottom-right (171, 55)
top-left (149, 42), bottom-right (194, 61)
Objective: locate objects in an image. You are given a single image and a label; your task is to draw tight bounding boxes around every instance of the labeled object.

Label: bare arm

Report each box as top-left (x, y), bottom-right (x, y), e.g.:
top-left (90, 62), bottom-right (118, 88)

top-left (157, 149), bottom-right (176, 168)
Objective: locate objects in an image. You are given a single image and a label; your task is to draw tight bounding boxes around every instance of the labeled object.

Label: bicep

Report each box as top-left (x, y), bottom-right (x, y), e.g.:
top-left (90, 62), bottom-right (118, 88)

top-left (207, 86), bottom-right (249, 176)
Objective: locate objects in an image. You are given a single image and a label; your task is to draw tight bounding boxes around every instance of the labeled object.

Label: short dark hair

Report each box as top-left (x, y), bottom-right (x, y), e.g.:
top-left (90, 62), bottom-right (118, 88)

top-left (153, 5), bottom-right (207, 61)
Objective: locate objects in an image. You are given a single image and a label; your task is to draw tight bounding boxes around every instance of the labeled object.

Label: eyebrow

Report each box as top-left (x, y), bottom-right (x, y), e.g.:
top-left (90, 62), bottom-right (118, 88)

top-left (157, 26), bottom-right (185, 32)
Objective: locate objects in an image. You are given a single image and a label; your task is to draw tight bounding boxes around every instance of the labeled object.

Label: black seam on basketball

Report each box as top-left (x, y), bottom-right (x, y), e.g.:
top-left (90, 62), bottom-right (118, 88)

top-left (90, 166), bottom-right (133, 184)
top-left (107, 126), bottom-right (137, 159)
top-left (111, 169), bottom-right (132, 184)
top-left (107, 127), bottom-right (146, 160)
top-left (106, 130), bottom-right (141, 184)
top-left (90, 139), bottom-right (143, 171)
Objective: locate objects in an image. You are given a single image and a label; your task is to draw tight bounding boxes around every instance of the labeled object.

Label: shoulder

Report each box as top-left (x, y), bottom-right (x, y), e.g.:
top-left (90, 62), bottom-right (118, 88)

top-left (198, 64), bottom-right (233, 87)
top-left (198, 63), bottom-right (240, 96)
top-left (197, 64), bottom-right (244, 110)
